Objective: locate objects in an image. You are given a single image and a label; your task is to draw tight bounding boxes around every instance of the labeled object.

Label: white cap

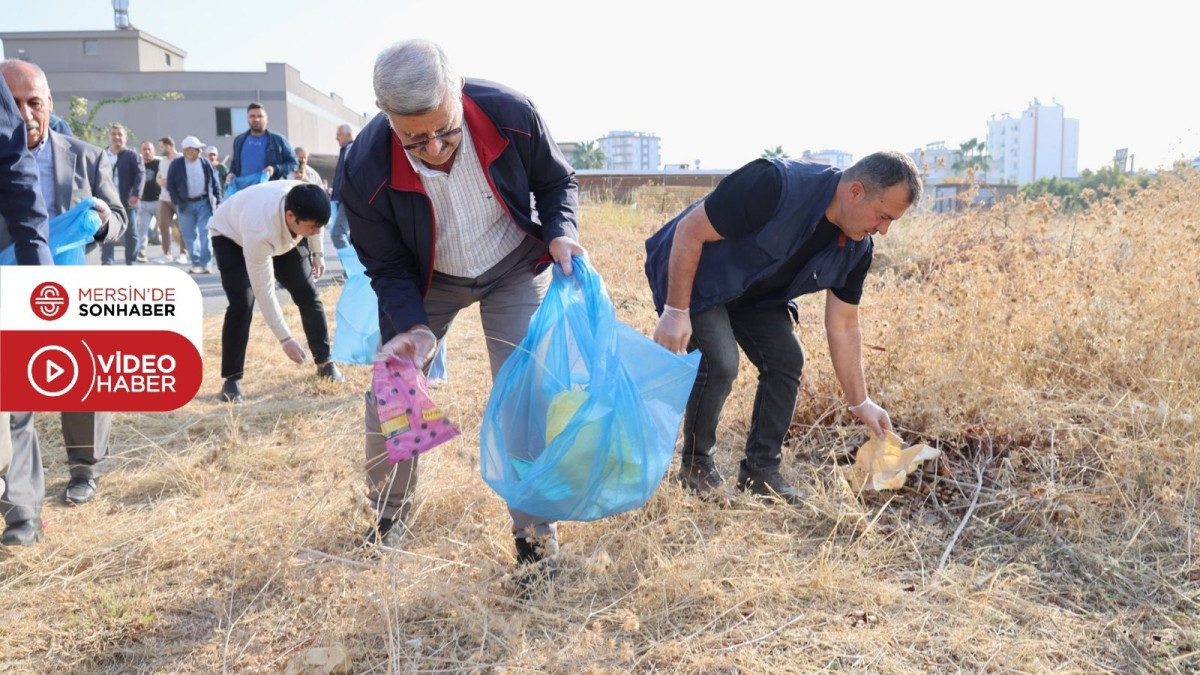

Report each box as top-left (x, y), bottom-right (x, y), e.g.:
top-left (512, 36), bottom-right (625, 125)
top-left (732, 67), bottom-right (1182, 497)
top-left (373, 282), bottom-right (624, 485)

top-left (204, 145), bottom-right (219, 155)
top-left (181, 135), bottom-right (205, 150)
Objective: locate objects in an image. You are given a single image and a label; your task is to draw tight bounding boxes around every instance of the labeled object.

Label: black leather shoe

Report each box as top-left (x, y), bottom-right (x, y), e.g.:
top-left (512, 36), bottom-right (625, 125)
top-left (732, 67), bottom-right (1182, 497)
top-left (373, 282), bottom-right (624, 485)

top-left (736, 465), bottom-right (807, 506)
top-left (676, 461), bottom-right (735, 502)
top-left (219, 378), bottom-right (243, 403)
top-left (1, 519), bottom-right (44, 546)
top-left (362, 517), bottom-right (406, 550)
top-left (63, 476), bottom-right (98, 505)
top-left (515, 535), bottom-right (560, 594)
top-left (316, 362), bottom-right (345, 383)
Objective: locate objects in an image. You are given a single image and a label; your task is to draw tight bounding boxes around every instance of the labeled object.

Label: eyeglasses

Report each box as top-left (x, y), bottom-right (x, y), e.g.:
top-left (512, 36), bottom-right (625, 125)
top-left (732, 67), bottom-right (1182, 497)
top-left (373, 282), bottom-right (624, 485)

top-left (400, 127), bottom-right (463, 152)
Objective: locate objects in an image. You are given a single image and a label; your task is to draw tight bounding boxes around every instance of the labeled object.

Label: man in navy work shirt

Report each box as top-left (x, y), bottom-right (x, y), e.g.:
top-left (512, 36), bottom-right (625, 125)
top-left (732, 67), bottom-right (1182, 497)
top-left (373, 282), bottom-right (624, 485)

top-left (226, 102), bottom-right (297, 186)
top-left (645, 152), bottom-right (921, 505)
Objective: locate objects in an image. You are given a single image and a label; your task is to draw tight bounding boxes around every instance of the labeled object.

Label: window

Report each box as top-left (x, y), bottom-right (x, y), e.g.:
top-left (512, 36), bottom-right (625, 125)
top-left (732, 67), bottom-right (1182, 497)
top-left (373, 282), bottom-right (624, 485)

top-left (164, 53), bottom-right (171, 66)
top-left (83, 40), bottom-right (98, 55)
top-left (215, 108), bottom-right (249, 137)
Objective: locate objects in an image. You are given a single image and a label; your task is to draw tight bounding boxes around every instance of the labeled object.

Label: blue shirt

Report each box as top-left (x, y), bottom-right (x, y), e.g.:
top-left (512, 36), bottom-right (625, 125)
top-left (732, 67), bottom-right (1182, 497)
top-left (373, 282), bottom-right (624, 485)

top-left (239, 133), bottom-right (268, 176)
top-left (33, 133), bottom-right (59, 215)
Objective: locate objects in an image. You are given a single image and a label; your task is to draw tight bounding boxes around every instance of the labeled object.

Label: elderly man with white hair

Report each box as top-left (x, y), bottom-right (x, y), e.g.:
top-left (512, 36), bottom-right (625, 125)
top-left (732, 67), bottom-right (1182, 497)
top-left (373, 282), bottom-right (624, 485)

top-left (328, 123), bottom-right (355, 251)
top-left (338, 39), bottom-right (585, 588)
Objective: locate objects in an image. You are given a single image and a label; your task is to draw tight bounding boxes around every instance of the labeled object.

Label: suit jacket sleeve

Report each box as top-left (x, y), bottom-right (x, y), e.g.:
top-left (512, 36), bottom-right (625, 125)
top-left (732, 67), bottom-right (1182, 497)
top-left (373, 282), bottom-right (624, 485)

top-left (90, 149), bottom-right (127, 244)
top-left (0, 77), bottom-right (51, 265)
top-left (126, 151), bottom-right (145, 204)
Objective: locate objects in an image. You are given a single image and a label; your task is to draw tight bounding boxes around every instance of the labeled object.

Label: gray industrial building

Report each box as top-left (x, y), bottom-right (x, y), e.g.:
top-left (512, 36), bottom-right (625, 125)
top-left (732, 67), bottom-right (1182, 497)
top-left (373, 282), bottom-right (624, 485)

top-left (0, 28), bottom-right (371, 171)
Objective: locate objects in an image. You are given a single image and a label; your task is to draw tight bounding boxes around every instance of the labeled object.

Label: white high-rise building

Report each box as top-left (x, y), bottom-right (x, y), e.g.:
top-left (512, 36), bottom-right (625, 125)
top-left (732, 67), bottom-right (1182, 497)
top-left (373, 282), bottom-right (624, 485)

top-left (598, 131), bottom-right (660, 171)
top-left (987, 99), bottom-right (1079, 185)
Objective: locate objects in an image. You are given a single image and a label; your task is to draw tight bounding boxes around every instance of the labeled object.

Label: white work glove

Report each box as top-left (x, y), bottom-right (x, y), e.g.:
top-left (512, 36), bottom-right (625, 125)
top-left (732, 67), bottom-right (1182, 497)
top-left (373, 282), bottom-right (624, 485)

top-left (849, 396), bottom-right (893, 439)
top-left (652, 305), bottom-right (692, 354)
top-left (281, 336), bottom-right (308, 364)
top-left (380, 327), bottom-right (437, 368)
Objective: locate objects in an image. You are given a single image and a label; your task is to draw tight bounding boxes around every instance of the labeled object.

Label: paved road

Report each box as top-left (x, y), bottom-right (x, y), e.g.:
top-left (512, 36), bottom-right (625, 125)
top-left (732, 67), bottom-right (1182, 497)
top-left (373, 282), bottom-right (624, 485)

top-left (115, 231), bottom-right (347, 315)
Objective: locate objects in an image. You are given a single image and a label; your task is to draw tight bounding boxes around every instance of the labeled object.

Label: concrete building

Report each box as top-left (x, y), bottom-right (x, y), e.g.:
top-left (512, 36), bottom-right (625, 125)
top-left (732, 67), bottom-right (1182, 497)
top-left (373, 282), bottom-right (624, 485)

top-left (598, 130), bottom-right (660, 171)
top-left (987, 98), bottom-right (1079, 185)
top-left (0, 28), bottom-right (371, 170)
top-left (907, 142), bottom-right (956, 185)
top-left (800, 148), bottom-right (853, 169)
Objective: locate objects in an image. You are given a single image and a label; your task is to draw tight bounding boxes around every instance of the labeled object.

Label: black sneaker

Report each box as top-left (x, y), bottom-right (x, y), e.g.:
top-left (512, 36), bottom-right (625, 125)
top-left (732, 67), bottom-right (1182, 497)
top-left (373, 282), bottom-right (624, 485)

top-left (62, 476), bottom-right (98, 505)
top-left (316, 362), bottom-right (345, 383)
top-left (675, 461), bottom-right (735, 502)
top-left (219, 378), bottom-right (243, 403)
top-left (515, 535), bottom-right (560, 594)
top-left (1, 519), bottom-right (44, 546)
top-left (735, 465), bottom-right (807, 506)
top-left (362, 517), bottom-right (406, 550)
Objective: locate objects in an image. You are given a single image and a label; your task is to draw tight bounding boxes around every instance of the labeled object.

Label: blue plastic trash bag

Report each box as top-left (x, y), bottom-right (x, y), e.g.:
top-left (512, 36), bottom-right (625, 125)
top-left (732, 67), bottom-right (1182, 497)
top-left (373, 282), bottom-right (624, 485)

top-left (331, 244), bottom-right (380, 364)
top-left (480, 257), bottom-right (701, 521)
top-left (223, 170), bottom-right (269, 200)
top-left (0, 197), bottom-right (101, 266)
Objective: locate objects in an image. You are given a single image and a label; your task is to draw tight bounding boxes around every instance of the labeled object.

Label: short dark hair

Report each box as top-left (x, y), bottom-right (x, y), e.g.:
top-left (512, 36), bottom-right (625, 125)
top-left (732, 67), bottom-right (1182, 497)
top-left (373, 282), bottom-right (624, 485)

top-left (843, 151), bottom-right (923, 205)
top-left (247, 102), bottom-right (265, 113)
top-left (284, 183), bottom-right (330, 225)
top-left (158, 136), bottom-right (175, 148)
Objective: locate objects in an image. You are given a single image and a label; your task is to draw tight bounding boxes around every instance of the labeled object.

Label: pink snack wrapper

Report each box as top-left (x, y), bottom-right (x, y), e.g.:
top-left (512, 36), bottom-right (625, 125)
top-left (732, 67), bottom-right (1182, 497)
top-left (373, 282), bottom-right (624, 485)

top-left (373, 356), bottom-right (461, 464)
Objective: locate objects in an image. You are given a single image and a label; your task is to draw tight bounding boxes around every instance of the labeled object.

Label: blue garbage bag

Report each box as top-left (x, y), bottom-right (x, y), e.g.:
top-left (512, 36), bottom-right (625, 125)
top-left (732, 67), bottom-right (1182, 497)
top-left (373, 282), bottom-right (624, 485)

top-left (480, 257), bottom-right (701, 521)
top-left (0, 197), bottom-right (101, 266)
top-left (331, 244), bottom-right (380, 364)
top-left (223, 170), bottom-right (269, 200)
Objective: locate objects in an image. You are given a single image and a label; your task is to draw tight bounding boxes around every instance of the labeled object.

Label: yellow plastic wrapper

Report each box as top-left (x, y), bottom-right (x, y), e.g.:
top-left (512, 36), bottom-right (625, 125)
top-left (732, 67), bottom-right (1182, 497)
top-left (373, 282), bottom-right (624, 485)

top-left (847, 430), bottom-right (941, 491)
top-left (513, 388), bottom-right (639, 498)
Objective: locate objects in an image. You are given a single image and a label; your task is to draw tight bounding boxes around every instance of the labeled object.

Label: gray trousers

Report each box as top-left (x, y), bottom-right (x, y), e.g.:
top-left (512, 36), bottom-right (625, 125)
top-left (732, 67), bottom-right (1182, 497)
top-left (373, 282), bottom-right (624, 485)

top-left (0, 413), bottom-right (10, 497)
top-left (364, 237), bottom-right (556, 539)
top-left (2, 412), bottom-right (112, 524)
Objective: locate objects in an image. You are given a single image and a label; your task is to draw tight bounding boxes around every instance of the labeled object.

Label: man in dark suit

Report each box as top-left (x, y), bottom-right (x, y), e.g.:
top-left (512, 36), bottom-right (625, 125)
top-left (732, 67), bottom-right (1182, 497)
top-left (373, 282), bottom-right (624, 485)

top-left (100, 123), bottom-right (145, 265)
top-left (0, 59), bottom-right (127, 547)
top-left (0, 73), bottom-right (52, 502)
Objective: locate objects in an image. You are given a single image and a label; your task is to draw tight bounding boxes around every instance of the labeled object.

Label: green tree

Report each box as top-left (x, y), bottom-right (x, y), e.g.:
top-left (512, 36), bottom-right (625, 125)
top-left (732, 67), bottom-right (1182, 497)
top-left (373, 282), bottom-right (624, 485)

top-left (951, 137), bottom-right (991, 179)
top-left (761, 145), bottom-right (789, 159)
top-left (570, 140), bottom-right (607, 170)
top-left (67, 91), bottom-right (183, 146)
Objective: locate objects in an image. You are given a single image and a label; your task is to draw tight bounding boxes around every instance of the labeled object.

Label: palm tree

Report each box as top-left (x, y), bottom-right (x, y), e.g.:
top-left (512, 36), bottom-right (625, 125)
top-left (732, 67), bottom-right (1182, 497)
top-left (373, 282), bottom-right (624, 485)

top-left (570, 141), bottom-right (607, 170)
top-left (951, 137), bottom-right (990, 178)
top-left (761, 145), bottom-right (789, 159)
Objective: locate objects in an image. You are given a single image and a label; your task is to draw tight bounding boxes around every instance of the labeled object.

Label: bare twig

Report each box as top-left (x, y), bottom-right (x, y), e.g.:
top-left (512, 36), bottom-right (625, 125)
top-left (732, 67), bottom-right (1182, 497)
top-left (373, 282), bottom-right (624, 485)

top-left (936, 453), bottom-right (987, 577)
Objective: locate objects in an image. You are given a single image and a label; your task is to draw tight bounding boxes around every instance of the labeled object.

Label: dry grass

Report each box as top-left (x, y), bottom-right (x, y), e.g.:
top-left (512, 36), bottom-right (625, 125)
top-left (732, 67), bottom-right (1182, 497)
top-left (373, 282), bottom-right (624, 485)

top-left (2, 175), bottom-right (1198, 673)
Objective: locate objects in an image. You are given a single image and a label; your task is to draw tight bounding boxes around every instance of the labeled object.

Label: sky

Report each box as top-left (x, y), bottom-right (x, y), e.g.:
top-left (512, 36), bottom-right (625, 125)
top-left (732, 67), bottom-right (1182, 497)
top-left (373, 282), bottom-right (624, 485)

top-left (3, 0), bottom-right (1198, 172)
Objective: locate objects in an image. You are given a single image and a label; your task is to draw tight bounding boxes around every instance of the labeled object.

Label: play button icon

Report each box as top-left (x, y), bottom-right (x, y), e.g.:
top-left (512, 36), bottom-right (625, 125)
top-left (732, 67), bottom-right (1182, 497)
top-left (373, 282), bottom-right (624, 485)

top-left (27, 345), bottom-right (80, 398)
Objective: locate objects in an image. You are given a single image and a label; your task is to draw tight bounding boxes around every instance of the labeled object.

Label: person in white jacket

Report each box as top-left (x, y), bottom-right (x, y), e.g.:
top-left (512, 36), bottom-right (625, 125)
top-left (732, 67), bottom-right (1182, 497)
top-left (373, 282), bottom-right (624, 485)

top-left (208, 180), bottom-right (344, 402)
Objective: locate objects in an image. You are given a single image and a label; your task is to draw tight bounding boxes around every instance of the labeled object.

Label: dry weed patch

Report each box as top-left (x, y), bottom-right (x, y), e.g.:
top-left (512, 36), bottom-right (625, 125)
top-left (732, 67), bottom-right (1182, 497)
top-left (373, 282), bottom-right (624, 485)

top-left (1, 176), bottom-right (1198, 671)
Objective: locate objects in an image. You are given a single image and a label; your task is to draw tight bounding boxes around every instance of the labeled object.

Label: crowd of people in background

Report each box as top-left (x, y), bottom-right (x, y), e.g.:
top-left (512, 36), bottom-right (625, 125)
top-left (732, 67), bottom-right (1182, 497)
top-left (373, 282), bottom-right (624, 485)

top-left (0, 58), bottom-right (355, 546)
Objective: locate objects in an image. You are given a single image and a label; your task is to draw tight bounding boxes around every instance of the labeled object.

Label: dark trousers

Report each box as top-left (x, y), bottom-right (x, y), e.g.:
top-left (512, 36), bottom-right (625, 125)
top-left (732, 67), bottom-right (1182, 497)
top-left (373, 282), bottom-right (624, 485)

top-left (100, 199), bottom-right (139, 265)
top-left (212, 235), bottom-right (331, 380)
top-left (681, 303), bottom-right (804, 473)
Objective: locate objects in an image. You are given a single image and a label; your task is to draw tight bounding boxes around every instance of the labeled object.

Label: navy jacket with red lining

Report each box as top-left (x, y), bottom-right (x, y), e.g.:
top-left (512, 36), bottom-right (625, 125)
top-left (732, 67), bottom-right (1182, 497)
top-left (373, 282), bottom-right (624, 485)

top-left (339, 78), bottom-right (578, 342)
